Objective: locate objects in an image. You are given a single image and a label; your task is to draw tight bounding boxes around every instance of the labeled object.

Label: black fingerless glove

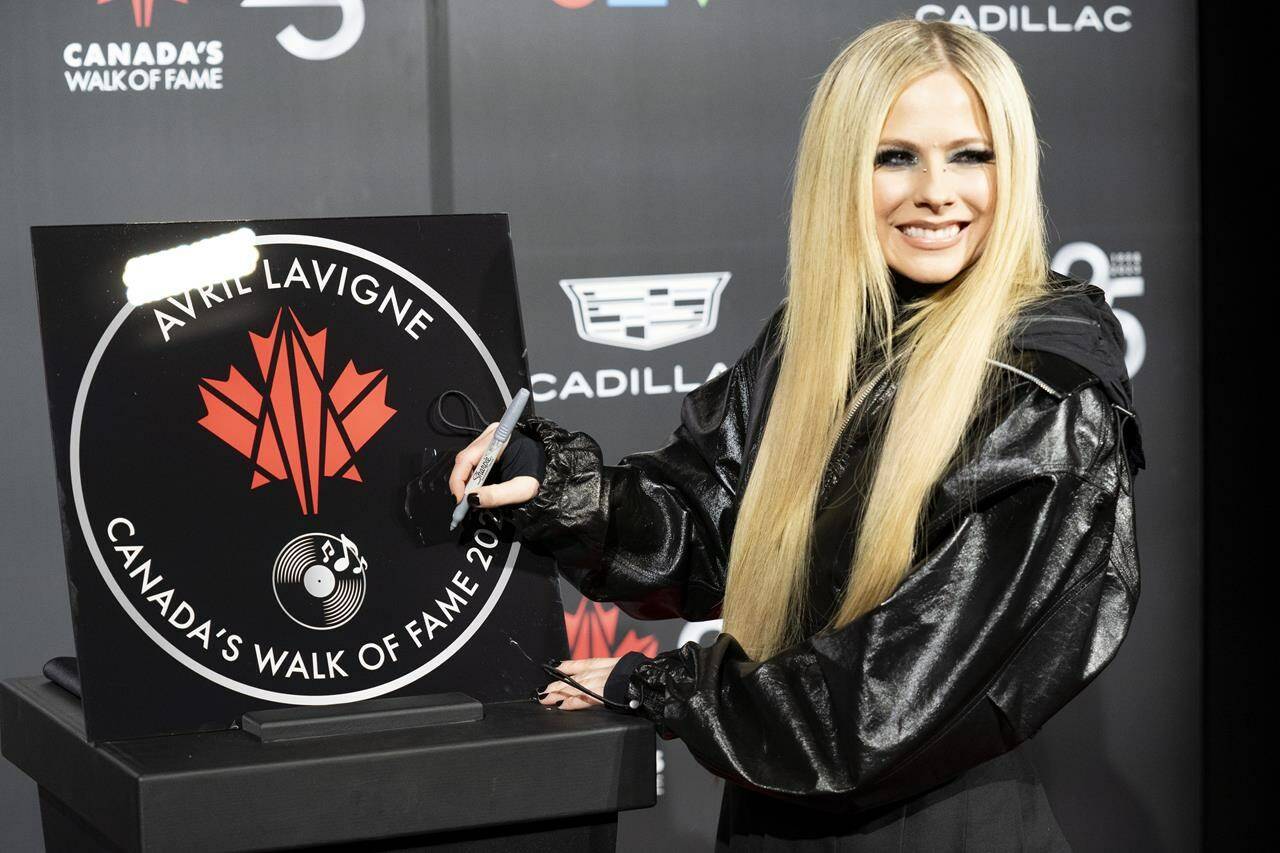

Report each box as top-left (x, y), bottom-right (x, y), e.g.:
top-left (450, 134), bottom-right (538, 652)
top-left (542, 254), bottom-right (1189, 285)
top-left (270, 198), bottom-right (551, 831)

top-left (402, 423), bottom-right (547, 546)
top-left (495, 425), bottom-right (547, 484)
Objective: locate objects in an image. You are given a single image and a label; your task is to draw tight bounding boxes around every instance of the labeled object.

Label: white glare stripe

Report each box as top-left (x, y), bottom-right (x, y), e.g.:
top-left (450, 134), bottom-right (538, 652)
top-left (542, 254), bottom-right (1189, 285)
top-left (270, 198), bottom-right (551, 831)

top-left (123, 227), bottom-right (259, 306)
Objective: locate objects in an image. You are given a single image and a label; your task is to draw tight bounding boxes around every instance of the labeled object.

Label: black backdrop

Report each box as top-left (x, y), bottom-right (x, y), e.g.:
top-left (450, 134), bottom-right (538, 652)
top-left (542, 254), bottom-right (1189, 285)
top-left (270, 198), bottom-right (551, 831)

top-left (1199, 5), bottom-right (1262, 849)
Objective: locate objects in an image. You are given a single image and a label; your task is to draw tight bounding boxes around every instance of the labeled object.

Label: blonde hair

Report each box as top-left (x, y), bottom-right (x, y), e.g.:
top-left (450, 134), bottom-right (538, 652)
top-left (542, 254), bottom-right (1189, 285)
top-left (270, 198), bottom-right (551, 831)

top-left (721, 18), bottom-right (1049, 660)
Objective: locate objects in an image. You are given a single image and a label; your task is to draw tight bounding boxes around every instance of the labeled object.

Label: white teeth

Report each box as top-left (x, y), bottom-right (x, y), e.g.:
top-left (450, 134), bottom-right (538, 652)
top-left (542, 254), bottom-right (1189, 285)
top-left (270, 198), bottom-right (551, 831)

top-left (899, 224), bottom-right (961, 241)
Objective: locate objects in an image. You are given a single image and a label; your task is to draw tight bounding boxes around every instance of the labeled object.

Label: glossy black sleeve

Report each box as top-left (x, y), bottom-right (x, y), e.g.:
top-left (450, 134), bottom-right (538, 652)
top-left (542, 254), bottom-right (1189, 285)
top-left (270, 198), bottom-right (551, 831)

top-left (620, 392), bottom-right (1140, 812)
top-left (507, 306), bottom-right (782, 622)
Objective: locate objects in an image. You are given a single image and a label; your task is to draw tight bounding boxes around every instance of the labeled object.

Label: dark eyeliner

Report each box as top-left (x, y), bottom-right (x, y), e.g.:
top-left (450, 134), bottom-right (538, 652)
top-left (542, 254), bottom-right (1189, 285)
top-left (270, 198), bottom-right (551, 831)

top-left (953, 147), bottom-right (995, 164)
top-left (874, 147), bottom-right (915, 167)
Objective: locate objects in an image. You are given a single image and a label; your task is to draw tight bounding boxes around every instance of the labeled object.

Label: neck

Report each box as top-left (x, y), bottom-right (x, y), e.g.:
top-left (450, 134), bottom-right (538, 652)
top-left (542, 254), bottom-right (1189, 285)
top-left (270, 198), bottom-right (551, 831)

top-left (890, 268), bottom-right (945, 303)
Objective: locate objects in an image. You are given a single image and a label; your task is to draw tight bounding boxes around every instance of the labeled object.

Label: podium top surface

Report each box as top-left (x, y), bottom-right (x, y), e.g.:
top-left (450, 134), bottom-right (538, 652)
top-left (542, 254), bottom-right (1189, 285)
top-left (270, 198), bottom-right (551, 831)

top-left (1, 676), bottom-right (657, 851)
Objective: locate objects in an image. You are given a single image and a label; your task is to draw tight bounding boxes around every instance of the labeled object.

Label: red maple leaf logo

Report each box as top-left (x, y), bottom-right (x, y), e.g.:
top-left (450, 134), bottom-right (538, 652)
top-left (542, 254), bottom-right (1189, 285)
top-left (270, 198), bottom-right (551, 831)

top-left (564, 599), bottom-right (659, 660)
top-left (97, 0), bottom-right (188, 29)
top-left (197, 308), bottom-right (395, 516)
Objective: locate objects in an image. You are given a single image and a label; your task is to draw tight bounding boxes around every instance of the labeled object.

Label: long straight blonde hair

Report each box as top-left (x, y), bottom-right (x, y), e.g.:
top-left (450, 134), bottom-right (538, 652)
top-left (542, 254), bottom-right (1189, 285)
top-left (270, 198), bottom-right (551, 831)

top-left (721, 19), bottom-right (1050, 661)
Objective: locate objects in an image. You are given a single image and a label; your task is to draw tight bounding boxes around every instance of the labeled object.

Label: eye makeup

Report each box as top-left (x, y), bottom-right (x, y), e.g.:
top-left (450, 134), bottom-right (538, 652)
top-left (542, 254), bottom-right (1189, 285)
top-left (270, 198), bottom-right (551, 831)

top-left (873, 144), bottom-right (995, 168)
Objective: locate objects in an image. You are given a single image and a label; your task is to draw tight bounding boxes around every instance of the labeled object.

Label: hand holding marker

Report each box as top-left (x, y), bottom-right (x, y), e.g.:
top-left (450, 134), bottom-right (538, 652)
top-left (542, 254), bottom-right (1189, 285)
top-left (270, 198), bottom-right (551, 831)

top-left (449, 388), bottom-right (531, 531)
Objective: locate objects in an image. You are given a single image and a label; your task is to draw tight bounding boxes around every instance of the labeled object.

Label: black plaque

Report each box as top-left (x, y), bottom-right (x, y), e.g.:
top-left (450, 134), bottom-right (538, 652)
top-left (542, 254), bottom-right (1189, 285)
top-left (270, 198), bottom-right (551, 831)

top-left (31, 214), bottom-right (566, 741)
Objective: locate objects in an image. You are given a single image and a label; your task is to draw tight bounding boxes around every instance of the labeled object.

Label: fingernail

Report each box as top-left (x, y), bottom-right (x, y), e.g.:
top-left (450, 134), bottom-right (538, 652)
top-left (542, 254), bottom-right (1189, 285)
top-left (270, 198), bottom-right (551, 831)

top-left (535, 690), bottom-right (548, 700)
top-left (546, 658), bottom-right (561, 667)
top-left (467, 493), bottom-right (481, 507)
top-left (553, 699), bottom-right (564, 708)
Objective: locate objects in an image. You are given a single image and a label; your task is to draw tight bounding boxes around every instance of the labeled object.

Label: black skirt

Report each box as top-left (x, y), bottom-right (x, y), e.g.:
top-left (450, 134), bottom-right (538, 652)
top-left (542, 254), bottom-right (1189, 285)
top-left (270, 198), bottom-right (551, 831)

top-left (714, 743), bottom-right (1070, 851)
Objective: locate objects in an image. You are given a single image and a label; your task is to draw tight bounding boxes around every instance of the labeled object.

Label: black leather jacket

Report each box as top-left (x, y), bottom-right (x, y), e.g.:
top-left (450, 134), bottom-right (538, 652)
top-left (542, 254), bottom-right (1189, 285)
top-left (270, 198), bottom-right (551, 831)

top-left (509, 274), bottom-right (1143, 838)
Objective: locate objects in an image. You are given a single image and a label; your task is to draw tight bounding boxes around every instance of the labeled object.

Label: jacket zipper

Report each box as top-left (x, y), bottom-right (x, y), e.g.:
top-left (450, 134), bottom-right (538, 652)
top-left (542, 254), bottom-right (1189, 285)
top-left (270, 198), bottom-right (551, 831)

top-left (820, 365), bottom-right (890, 496)
top-left (834, 366), bottom-right (890, 450)
top-left (986, 357), bottom-right (1061, 397)
top-left (1016, 314), bottom-right (1099, 327)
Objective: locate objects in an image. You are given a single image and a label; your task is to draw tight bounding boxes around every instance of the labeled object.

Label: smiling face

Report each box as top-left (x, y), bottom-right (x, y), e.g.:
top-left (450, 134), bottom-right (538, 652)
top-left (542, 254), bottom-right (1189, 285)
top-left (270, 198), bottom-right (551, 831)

top-left (873, 68), bottom-right (996, 285)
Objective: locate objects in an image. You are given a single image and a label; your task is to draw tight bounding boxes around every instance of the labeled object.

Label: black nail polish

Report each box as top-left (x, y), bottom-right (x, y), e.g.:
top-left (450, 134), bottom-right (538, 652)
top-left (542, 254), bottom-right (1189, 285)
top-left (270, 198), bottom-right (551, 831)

top-left (467, 493), bottom-right (481, 507)
top-left (553, 699), bottom-right (564, 707)
top-left (546, 658), bottom-right (561, 667)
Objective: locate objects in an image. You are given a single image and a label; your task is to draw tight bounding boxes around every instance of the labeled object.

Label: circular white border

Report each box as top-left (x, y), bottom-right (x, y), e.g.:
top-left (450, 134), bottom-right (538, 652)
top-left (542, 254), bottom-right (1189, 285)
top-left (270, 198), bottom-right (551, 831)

top-left (71, 233), bottom-right (521, 705)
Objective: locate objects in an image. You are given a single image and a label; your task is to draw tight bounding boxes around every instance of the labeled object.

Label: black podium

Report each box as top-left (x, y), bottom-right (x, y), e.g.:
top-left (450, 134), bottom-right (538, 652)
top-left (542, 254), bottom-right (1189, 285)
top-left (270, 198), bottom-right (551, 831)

top-left (1, 677), bottom-right (657, 851)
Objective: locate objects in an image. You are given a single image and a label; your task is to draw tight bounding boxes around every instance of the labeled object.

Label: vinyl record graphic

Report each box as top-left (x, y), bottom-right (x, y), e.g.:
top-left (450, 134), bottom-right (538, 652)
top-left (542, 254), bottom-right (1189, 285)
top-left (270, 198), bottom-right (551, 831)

top-left (273, 532), bottom-right (367, 630)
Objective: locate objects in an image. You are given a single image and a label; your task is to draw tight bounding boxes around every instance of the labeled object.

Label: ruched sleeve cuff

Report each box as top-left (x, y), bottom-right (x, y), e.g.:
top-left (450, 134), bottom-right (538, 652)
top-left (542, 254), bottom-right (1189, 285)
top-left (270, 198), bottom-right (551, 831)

top-left (507, 415), bottom-right (605, 545)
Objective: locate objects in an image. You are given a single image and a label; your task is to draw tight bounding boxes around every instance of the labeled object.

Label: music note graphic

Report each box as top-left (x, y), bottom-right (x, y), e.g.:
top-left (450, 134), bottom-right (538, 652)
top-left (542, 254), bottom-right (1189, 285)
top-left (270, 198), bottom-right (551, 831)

top-left (332, 534), bottom-right (366, 574)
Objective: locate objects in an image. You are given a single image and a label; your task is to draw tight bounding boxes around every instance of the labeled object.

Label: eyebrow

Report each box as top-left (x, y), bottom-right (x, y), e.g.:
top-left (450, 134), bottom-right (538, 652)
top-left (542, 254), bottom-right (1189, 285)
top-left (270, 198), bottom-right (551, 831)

top-left (876, 137), bottom-right (992, 149)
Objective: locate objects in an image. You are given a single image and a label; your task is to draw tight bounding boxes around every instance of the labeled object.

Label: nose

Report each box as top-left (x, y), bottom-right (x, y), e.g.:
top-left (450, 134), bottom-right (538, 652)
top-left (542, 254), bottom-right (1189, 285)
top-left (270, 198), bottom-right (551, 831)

top-left (913, 159), bottom-right (956, 213)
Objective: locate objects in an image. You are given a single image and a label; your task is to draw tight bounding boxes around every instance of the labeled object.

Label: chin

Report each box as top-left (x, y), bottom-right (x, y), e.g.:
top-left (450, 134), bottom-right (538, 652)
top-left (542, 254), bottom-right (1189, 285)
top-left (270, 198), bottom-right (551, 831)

top-left (895, 257), bottom-right (966, 284)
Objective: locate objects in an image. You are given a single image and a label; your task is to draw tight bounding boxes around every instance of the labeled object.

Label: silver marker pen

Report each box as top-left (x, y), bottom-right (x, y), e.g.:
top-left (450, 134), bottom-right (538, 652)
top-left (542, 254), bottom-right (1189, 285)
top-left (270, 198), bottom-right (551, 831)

top-left (449, 387), bottom-right (531, 531)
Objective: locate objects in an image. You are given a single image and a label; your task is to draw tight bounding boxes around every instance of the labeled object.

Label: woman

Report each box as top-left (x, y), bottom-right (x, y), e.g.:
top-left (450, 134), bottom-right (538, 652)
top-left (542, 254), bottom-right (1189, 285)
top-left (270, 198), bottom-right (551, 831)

top-left (450, 18), bottom-right (1142, 850)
